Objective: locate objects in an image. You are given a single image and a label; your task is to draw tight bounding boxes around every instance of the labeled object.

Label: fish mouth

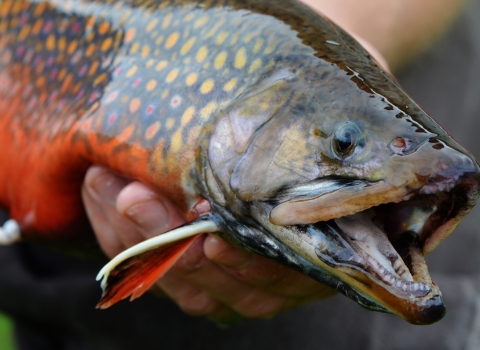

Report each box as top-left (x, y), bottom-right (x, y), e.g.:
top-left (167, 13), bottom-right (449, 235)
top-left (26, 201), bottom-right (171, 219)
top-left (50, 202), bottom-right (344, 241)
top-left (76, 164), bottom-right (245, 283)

top-left (269, 173), bottom-right (479, 324)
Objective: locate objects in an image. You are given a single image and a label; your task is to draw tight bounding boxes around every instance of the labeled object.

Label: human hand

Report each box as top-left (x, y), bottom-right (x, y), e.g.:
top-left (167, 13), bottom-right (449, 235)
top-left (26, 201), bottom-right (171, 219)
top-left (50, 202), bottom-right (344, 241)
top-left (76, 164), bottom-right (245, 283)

top-left (82, 166), bottom-right (336, 324)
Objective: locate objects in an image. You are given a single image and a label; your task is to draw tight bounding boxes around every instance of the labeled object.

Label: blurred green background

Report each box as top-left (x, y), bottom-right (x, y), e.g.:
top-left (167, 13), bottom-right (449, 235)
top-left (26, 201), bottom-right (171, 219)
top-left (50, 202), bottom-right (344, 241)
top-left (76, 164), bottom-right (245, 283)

top-left (0, 312), bottom-right (16, 350)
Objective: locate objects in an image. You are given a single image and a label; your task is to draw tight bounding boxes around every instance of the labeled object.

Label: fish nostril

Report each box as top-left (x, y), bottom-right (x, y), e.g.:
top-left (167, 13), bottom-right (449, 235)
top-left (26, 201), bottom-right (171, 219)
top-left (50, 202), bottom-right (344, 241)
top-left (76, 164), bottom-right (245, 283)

top-left (392, 137), bottom-right (407, 149)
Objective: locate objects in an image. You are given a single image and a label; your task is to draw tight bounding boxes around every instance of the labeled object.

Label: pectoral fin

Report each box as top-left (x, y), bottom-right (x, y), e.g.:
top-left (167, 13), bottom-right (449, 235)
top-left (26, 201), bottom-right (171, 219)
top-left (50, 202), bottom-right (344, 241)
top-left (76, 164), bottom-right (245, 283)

top-left (96, 217), bottom-right (220, 309)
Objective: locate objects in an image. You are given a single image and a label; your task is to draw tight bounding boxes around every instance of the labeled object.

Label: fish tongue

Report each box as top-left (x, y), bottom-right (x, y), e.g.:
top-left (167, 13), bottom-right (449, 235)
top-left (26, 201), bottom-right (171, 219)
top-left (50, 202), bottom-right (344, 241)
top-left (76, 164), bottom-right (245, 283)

top-left (334, 210), bottom-right (413, 281)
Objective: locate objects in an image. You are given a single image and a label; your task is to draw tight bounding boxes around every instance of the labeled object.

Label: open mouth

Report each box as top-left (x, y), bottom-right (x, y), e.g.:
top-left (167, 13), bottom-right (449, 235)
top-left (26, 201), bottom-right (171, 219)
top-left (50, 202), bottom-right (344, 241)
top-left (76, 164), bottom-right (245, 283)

top-left (269, 172), bottom-right (479, 324)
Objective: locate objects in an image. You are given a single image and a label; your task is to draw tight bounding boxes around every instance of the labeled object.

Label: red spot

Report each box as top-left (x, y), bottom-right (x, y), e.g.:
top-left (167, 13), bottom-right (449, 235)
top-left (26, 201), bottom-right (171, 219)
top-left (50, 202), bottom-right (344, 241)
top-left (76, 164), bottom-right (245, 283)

top-left (146, 105), bottom-right (154, 114)
top-left (132, 78), bottom-right (142, 88)
top-left (171, 96), bottom-right (181, 107)
top-left (43, 21), bottom-right (53, 33)
top-left (57, 99), bottom-right (67, 111)
top-left (78, 64), bottom-right (88, 76)
top-left (59, 20), bottom-right (69, 33)
top-left (108, 114), bottom-right (117, 124)
top-left (16, 46), bottom-right (25, 57)
top-left (33, 56), bottom-right (42, 67)
top-left (89, 92), bottom-right (99, 103)
top-left (71, 22), bottom-right (81, 34)
top-left (48, 91), bottom-right (58, 103)
top-left (49, 69), bottom-right (58, 80)
top-left (106, 91), bottom-right (119, 102)
top-left (114, 67), bottom-right (123, 76)
top-left (76, 89), bottom-right (85, 100)
top-left (19, 14), bottom-right (29, 26)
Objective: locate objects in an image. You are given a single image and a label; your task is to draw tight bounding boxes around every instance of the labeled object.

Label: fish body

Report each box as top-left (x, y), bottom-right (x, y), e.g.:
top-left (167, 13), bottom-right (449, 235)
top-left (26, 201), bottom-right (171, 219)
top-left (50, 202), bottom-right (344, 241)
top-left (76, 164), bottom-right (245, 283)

top-left (0, 0), bottom-right (479, 325)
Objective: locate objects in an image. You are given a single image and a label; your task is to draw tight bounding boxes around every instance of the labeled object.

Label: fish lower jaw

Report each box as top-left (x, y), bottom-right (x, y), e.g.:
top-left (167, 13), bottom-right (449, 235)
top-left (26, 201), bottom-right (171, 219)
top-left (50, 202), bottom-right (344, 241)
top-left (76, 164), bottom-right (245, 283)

top-left (366, 256), bottom-right (431, 297)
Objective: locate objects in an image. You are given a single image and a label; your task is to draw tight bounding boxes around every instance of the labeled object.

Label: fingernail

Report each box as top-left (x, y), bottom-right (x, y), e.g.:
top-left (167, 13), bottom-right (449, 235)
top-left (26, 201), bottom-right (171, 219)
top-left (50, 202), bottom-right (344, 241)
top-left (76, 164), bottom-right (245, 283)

top-left (124, 199), bottom-right (171, 233)
top-left (205, 235), bottom-right (252, 270)
top-left (90, 171), bottom-right (129, 205)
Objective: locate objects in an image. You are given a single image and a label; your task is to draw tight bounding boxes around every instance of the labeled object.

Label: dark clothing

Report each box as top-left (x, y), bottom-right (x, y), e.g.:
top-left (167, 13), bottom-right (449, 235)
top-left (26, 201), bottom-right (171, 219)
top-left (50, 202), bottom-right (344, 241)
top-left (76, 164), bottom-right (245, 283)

top-left (1, 1), bottom-right (480, 348)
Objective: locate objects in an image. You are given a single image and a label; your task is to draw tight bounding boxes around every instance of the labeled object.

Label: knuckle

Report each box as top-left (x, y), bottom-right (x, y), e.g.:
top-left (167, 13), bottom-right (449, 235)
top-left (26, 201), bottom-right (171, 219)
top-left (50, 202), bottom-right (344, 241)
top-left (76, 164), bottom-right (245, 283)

top-left (233, 292), bottom-right (286, 319)
top-left (178, 291), bottom-right (218, 316)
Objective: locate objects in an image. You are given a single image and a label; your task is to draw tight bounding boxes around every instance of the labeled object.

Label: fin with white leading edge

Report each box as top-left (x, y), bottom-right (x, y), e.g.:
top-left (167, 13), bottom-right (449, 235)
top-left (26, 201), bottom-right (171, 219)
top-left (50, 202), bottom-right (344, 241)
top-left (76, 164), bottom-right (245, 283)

top-left (0, 219), bottom-right (21, 245)
top-left (96, 216), bottom-right (220, 309)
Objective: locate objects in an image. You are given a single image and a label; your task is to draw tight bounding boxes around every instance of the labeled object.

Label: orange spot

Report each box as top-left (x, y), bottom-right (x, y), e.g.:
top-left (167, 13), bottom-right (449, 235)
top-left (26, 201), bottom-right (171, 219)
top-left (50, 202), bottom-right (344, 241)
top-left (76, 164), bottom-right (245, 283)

top-left (165, 32), bottom-right (179, 49)
top-left (125, 28), bottom-right (136, 43)
top-left (141, 45), bottom-right (150, 57)
top-left (67, 41), bottom-right (78, 55)
top-left (34, 2), bottom-right (48, 16)
top-left (130, 98), bottom-right (141, 113)
top-left (86, 16), bottom-right (95, 30)
top-left (60, 74), bottom-right (73, 93)
top-left (146, 80), bottom-right (157, 91)
top-left (99, 22), bottom-right (110, 35)
top-left (102, 37), bottom-right (113, 51)
top-left (89, 61), bottom-right (99, 76)
top-left (117, 124), bottom-right (135, 143)
top-left (166, 69), bottom-right (179, 83)
top-left (58, 36), bottom-right (67, 51)
top-left (146, 122), bottom-right (161, 139)
top-left (85, 43), bottom-right (96, 57)
top-left (46, 34), bottom-right (56, 51)
top-left (32, 19), bottom-right (43, 35)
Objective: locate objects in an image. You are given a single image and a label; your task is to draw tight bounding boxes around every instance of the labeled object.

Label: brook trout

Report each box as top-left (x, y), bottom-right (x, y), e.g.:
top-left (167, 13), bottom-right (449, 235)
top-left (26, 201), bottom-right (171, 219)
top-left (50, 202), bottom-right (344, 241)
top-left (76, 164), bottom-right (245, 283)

top-left (0, 0), bottom-right (479, 325)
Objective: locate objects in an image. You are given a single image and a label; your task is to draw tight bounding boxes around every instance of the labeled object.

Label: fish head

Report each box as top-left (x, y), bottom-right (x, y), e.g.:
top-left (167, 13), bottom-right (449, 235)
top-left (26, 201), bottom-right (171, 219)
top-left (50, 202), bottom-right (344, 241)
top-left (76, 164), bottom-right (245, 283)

top-left (207, 62), bottom-right (480, 324)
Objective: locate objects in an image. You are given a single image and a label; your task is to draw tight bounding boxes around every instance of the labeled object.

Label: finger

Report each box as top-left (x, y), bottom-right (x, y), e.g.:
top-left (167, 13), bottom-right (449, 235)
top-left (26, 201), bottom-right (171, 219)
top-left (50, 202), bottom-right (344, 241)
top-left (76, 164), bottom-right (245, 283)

top-left (158, 271), bottom-right (239, 322)
top-left (172, 235), bottom-right (296, 319)
top-left (82, 166), bottom-right (129, 257)
top-left (116, 181), bottom-right (185, 240)
top-left (204, 235), bottom-right (335, 300)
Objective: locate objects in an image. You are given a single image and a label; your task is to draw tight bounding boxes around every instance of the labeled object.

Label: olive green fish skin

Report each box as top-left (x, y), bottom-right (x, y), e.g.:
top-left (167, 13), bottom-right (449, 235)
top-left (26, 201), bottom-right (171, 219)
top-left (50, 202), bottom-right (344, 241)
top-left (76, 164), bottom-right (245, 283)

top-left (1, 0), bottom-right (479, 325)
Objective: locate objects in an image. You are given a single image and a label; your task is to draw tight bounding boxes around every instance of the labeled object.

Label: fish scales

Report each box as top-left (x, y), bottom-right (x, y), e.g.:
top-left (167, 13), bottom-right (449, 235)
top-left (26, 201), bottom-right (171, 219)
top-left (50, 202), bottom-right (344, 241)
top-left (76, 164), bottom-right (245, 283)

top-left (1, 0), bottom-right (480, 325)
top-left (0, 0), bottom-right (353, 240)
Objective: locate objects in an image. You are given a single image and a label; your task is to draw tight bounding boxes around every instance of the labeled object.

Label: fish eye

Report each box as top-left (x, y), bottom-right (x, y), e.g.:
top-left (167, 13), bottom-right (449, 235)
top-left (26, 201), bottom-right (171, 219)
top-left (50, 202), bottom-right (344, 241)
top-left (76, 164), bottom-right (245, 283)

top-left (332, 122), bottom-right (364, 159)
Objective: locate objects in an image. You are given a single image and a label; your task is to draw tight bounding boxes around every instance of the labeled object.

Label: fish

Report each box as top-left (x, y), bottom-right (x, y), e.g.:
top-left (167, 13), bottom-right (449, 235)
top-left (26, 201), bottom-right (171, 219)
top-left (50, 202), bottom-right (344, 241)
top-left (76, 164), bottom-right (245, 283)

top-left (0, 0), bottom-right (479, 325)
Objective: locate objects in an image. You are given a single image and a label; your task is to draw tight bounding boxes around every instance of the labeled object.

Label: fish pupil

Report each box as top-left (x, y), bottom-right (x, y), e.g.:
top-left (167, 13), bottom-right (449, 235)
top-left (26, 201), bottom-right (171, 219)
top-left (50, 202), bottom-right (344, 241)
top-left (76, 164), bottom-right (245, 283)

top-left (334, 129), bottom-right (356, 158)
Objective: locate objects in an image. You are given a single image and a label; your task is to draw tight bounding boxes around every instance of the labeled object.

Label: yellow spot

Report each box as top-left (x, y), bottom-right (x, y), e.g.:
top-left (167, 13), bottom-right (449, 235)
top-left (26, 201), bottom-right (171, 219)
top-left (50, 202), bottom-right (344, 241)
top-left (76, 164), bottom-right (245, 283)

top-left (194, 15), bottom-right (209, 28)
top-left (162, 13), bottom-right (173, 29)
top-left (121, 95), bottom-right (129, 104)
top-left (186, 73), bottom-right (198, 86)
top-left (181, 106), bottom-right (195, 126)
top-left (131, 42), bottom-right (140, 54)
top-left (89, 61), bottom-right (99, 76)
top-left (234, 47), bottom-right (247, 69)
top-left (205, 19), bottom-right (225, 39)
top-left (101, 38), bottom-right (112, 52)
top-left (146, 59), bottom-right (155, 67)
top-left (46, 34), bottom-right (55, 51)
top-left (125, 28), bottom-right (136, 43)
top-left (243, 32), bottom-right (254, 43)
top-left (34, 2), bottom-right (47, 16)
top-left (155, 35), bottom-right (164, 45)
top-left (203, 62), bottom-right (210, 69)
top-left (180, 37), bottom-right (196, 55)
top-left (141, 45), bottom-right (150, 57)
top-left (146, 122), bottom-right (161, 139)
top-left (58, 36), bottom-right (67, 51)
top-left (99, 22), bottom-right (110, 35)
top-left (183, 57), bottom-right (191, 65)
top-left (165, 32), bottom-right (179, 49)
top-left (196, 46), bottom-right (208, 63)
top-left (171, 129), bottom-right (183, 153)
top-left (200, 79), bottom-right (215, 94)
top-left (166, 118), bottom-right (175, 130)
top-left (253, 38), bottom-right (264, 53)
top-left (32, 19), bottom-right (42, 35)
top-left (146, 18), bottom-right (159, 32)
top-left (146, 80), bottom-right (157, 91)
top-left (216, 30), bottom-right (229, 45)
top-left (67, 40), bottom-right (78, 55)
top-left (184, 13), bottom-right (195, 22)
top-left (85, 43), bottom-right (96, 57)
top-left (166, 68), bottom-right (179, 83)
top-left (156, 60), bottom-right (168, 71)
top-left (264, 44), bottom-right (275, 54)
top-left (213, 52), bottom-right (227, 70)
top-left (18, 25), bottom-right (30, 41)
top-left (126, 65), bottom-right (138, 77)
top-left (94, 73), bottom-right (108, 86)
top-left (200, 102), bottom-right (217, 120)
top-left (161, 90), bottom-right (169, 99)
top-left (249, 58), bottom-right (262, 73)
top-left (223, 78), bottom-right (237, 92)
top-left (130, 98), bottom-right (141, 113)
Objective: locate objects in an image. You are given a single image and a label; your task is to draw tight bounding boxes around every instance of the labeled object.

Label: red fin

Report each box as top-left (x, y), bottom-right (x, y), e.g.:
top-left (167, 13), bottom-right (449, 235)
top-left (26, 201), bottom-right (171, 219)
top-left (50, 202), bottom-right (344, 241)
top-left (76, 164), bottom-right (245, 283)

top-left (97, 235), bottom-right (199, 309)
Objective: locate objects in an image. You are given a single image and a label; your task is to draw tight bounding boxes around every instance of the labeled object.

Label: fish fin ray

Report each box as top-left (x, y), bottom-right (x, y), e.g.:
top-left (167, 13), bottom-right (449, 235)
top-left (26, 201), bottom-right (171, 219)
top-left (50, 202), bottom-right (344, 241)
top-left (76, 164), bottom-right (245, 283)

top-left (96, 217), bottom-right (219, 308)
